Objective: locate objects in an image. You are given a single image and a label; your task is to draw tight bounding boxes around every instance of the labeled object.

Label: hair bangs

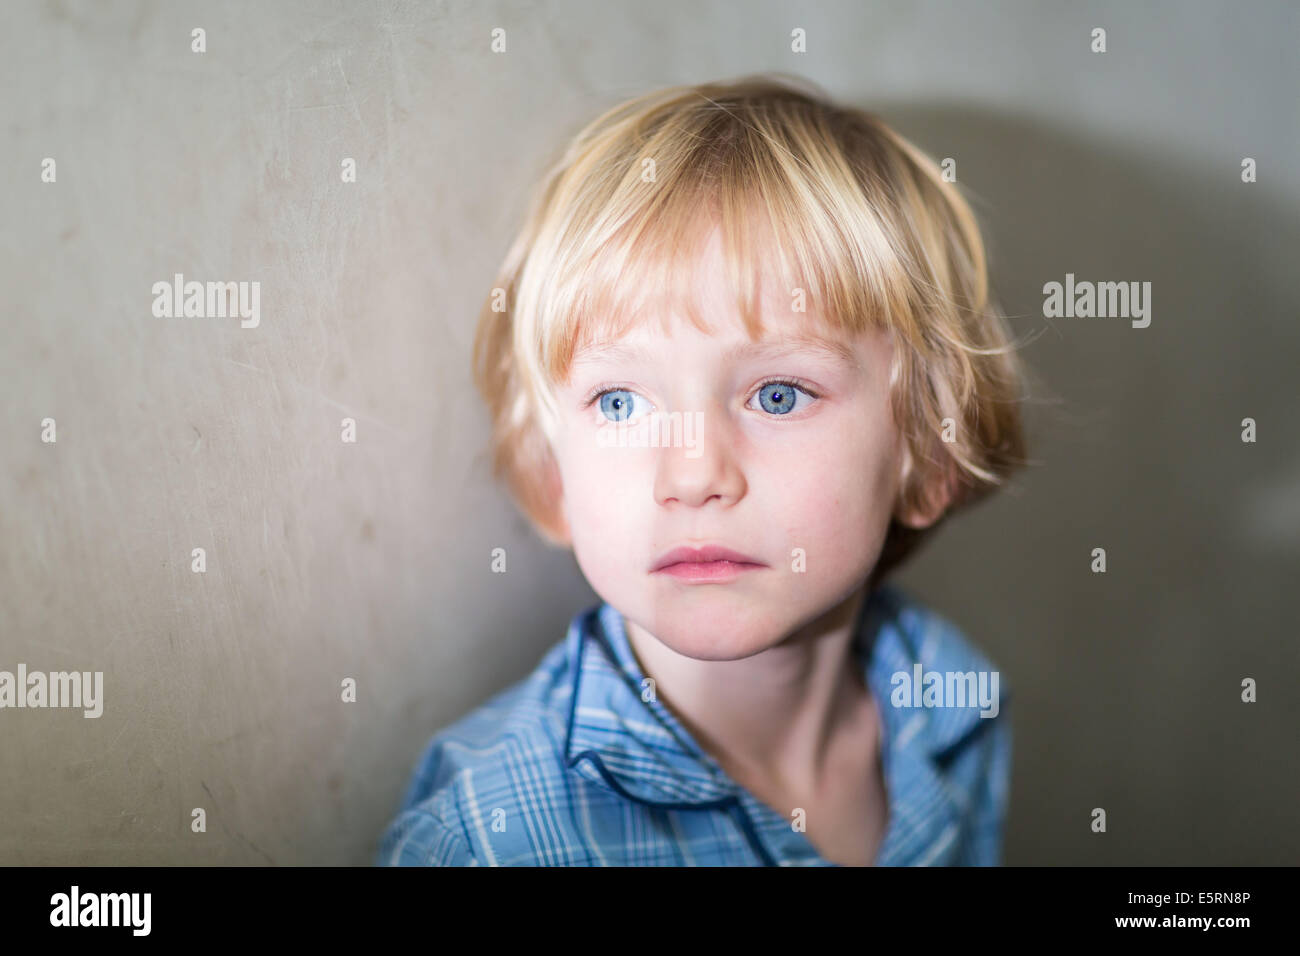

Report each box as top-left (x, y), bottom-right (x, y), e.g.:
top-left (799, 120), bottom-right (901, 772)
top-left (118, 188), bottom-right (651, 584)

top-left (526, 97), bottom-right (922, 419)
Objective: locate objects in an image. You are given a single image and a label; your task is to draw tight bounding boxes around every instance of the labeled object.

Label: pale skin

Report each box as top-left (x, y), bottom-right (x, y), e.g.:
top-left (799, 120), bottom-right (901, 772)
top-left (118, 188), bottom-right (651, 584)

top-left (544, 227), bottom-right (951, 865)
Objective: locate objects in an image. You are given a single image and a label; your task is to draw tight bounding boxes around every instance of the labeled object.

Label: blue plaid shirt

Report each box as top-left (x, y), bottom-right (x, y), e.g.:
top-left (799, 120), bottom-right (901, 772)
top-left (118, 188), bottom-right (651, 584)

top-left (376, 583), bottom-right (1012, 866)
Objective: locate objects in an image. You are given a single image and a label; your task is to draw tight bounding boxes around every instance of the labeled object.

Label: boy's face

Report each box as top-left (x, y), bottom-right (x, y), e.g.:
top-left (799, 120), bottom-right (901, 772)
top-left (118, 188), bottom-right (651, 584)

top-left (549, 228), bottom-right (922, 661)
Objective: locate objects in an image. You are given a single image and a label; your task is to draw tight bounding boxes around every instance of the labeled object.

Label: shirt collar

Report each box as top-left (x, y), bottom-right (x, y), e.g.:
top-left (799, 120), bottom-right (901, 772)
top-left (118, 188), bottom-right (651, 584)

top-left (561, 585), bottom-right (1003, 859)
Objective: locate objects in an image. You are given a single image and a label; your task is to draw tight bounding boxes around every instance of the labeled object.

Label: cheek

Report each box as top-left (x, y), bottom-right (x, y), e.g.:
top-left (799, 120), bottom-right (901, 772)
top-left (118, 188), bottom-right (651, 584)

top-left (761, 422), bottom-right (899, 564)
top-left (557, 440), bottom-right (646, 558)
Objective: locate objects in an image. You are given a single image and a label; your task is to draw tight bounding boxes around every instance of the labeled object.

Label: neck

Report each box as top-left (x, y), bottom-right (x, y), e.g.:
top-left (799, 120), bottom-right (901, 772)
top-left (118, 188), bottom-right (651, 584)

top-left (622, 582), bottom-right (872, 792)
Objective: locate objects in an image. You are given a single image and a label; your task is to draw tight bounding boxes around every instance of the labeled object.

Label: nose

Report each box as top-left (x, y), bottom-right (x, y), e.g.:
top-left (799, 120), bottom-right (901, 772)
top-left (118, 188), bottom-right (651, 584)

top-left (652, 408), bottom-right (747, 509)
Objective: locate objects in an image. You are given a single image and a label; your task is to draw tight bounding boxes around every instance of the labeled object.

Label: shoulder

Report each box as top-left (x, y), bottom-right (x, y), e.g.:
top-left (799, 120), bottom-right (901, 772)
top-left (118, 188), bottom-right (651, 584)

top-left (869, 586), bottom-right (1014, 863)
top-left (868, 583), bottom-right (1012, 760)
top-left (375, 628), bottom-right (581, 866)
top-left (873, 583), bottom-right (1007, 683)
top-left (873, 582), bottom-right (1003, 671)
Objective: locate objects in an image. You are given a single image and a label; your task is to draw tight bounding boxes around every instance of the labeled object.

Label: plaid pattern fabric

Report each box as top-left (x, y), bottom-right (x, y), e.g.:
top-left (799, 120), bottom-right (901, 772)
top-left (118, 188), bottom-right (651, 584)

top-left (377, 583), bottom-right (1011, 866)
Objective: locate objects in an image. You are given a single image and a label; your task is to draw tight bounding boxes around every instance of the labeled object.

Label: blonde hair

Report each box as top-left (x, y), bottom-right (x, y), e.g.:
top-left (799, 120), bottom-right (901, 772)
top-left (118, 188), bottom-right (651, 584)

top-left (473, 73), bottom-right (1028, 582)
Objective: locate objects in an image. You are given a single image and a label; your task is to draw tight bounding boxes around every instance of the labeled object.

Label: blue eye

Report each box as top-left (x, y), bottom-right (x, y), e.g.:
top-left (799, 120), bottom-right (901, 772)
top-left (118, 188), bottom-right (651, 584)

top-left (750, 380), bottom-right (815, 415)
top-left (596, 388), bottom-right (651, 423)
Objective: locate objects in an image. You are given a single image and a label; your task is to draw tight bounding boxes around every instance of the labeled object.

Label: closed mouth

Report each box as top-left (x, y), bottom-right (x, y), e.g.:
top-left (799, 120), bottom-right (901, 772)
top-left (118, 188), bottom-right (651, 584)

top-left (650, 544), bottom-right (767, 573)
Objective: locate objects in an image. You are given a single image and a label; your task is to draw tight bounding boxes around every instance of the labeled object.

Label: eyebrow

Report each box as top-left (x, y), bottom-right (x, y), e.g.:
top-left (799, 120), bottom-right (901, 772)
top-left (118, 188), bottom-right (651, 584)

top-left (572, 335), bottom-right (858, 367)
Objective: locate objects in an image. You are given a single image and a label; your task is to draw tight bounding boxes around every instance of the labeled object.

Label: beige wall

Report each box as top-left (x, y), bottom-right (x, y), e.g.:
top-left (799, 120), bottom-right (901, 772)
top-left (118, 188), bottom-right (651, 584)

top-left (1, 0), bottom-right (1296, 864)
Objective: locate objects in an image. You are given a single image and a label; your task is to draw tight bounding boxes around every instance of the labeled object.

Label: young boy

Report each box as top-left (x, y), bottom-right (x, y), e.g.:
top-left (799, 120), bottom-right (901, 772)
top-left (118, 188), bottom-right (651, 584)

top-left (377, 74), bottom-right (1027, 866)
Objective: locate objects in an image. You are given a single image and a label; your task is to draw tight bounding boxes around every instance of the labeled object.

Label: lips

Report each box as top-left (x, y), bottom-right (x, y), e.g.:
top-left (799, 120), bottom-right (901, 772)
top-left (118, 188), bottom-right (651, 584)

top-left (650, 544), bottom-right (766, 572)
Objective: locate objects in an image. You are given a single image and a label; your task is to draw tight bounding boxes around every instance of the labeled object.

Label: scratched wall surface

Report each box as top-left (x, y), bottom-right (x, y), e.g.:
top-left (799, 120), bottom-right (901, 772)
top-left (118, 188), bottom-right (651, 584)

top-left (0, 0), bottom-right (601, 864)
top-left (1, 0), bottom-right (1298, 865)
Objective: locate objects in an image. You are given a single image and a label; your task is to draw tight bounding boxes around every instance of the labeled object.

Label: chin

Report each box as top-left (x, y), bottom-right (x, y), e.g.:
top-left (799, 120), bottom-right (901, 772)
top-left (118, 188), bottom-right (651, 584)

top-left (636, 598), bottom-right (786, 661)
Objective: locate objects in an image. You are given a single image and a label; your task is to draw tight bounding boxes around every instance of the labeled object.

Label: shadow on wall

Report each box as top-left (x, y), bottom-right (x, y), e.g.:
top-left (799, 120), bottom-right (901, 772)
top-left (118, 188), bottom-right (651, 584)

top-left (876, 102), bottom-right (1300, 865)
